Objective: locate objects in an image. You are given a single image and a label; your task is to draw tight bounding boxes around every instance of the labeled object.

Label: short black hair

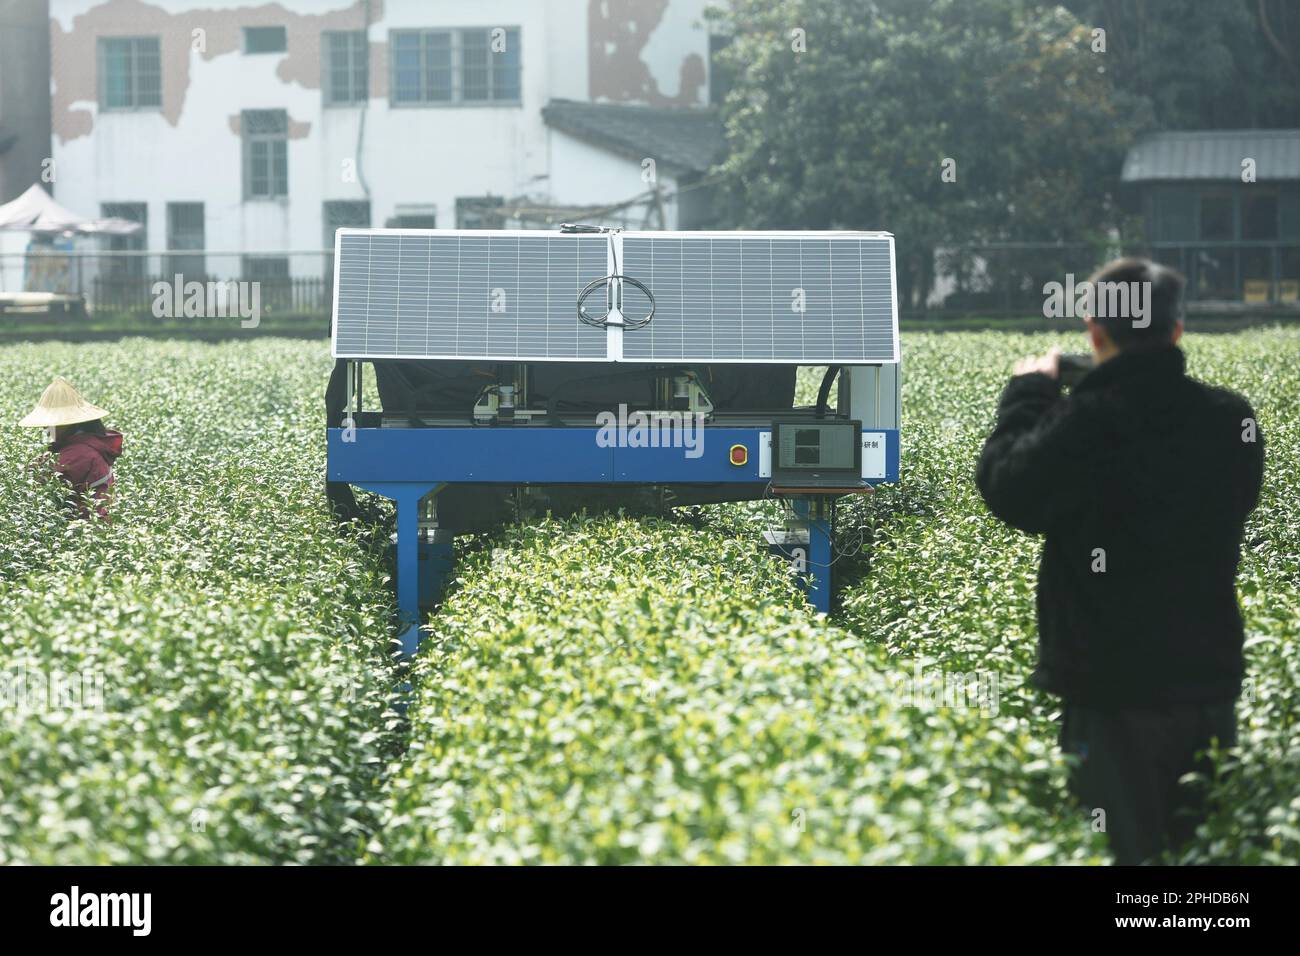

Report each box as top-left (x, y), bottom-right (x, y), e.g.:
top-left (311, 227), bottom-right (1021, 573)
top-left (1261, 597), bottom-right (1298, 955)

top-left (71, 418), bottom-right (107, 435)
top-left (1085, 257), bottom-right (1185, 351)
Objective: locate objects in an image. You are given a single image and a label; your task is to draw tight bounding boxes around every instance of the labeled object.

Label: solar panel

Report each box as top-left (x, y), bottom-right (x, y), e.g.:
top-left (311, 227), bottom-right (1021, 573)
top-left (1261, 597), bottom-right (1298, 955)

top-left (331, 229), bottom-right (898, 363)
top-left (619, 232), bottom-right (898, 363)
top-left (332, 230), bottom-right (609, 360)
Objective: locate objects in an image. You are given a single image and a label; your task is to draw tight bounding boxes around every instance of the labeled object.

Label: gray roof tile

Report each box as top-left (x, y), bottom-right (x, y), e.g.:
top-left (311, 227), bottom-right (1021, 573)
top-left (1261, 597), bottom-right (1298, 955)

top-left (542, 98), bottom-right (724, 174)
top-left (1122, 129), bottom-right (1300, 182)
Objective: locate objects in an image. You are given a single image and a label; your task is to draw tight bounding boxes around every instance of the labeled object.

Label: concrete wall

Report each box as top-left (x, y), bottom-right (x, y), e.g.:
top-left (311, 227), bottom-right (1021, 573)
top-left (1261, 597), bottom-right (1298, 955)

top-left (47, 0), bottom-right (712, 273)
top-left (0, 0), bottom-right (53, 203)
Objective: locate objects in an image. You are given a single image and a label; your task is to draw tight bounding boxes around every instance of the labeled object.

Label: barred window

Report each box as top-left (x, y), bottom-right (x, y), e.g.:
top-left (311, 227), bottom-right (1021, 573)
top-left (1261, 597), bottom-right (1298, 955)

top-left (99, 37), bottom-right (162, 110)
top-left (242, 110), bottom-right (289, 199)
top-left (323, 31), bottom-right (369, 105)
top-left (323, 200), bottom-right (371, 247)
top-left (100, 202), bottom-right (147, 278)
top-left (386, 209), bottom-right (437, 229)
top-left (166, 203), bottom-right (205, 278)
top-left (390, 27), bottom-right (520, 105)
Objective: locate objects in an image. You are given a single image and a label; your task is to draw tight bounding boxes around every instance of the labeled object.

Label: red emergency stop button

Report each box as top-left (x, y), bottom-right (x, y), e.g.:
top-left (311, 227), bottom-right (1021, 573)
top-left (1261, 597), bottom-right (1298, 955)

top-left (729, 444), bottom-right (748, 466)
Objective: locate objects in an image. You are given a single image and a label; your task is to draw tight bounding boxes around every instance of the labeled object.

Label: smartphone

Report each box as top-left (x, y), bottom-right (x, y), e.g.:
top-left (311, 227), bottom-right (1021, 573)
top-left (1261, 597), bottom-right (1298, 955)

top-left (1058, 353), bottom-right (1095, 389)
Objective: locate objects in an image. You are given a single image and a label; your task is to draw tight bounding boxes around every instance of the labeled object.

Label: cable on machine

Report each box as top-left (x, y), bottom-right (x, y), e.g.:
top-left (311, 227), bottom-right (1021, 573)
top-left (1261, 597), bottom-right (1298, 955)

top-left (564, 224), bottom-right (656, 331)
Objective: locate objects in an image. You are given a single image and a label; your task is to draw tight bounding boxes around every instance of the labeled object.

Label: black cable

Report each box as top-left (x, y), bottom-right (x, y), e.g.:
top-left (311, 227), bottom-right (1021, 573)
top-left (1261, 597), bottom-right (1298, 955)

top-left (576, 236), bottom-right (656, 330)
top-left (815, 365), bottom-right (841, 418)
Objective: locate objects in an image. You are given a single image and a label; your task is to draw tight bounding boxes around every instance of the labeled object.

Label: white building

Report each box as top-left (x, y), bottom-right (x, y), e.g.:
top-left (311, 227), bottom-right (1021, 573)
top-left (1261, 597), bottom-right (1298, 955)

top-left (48, 0), bottom-right (723, 290)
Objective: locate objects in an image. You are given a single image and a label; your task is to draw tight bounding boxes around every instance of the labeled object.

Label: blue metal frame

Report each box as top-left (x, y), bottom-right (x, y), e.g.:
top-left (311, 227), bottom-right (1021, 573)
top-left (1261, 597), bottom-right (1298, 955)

top-left (329, 426), bottom-right (900, 654)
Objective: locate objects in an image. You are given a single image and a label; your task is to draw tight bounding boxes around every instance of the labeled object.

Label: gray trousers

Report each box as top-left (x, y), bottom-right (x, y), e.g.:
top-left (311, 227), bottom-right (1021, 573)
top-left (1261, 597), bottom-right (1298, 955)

top-left (1059, 700), bottom-right (1237, 865)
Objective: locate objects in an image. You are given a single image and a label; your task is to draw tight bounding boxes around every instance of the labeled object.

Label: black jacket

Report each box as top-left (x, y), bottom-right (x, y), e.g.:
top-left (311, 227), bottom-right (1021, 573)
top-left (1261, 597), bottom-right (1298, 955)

top-left (976, 346), bottom-right (1264, 708)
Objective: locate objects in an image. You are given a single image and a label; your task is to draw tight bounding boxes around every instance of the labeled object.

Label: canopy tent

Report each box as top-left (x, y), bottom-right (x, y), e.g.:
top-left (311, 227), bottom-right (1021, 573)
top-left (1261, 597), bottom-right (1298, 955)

top-left (0, 183), bottom-right (142, 236)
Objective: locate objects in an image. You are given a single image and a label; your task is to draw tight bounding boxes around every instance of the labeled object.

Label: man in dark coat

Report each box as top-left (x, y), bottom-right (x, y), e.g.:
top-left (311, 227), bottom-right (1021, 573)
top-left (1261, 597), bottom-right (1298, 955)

top-left (976, 258), bottom-right (1264, 864)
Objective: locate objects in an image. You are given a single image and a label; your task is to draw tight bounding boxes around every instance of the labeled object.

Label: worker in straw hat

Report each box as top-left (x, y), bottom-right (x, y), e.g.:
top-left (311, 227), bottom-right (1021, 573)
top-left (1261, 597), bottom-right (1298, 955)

top-left (19, 376), bottom-right (123, 520)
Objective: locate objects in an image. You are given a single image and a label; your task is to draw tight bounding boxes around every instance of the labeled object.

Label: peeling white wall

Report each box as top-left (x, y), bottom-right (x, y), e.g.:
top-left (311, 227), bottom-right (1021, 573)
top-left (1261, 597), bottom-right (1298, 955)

top-left (49, 0), bottom-right (711, 277)
top-left (636, 0), bottom-right (709, 102)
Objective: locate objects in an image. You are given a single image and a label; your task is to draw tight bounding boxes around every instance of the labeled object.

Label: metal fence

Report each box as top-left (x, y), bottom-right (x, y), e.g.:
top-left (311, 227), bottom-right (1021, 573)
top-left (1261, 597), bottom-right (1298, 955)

top-left (4, 242), bottom-right (1298, 321)
top-left (925, 240), bottom-right (1300, 315)
top-left (89, 274), bottom-right (331, 314)
top-left (0, 249), bottom-right (335, 317)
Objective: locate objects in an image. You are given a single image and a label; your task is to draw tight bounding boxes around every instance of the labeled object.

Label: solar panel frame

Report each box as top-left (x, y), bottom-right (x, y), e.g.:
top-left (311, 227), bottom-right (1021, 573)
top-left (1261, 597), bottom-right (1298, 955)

top-left (331, 228), bottom-right (610, 361)
top-left (618, 231), bottom-right (899, 364)
top-left (330, 228), bottom-right (899, 364)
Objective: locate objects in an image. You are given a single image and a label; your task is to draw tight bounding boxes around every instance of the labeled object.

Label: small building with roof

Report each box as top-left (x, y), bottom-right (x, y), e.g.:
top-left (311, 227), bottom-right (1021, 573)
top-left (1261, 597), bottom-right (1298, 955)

top-left (1123, 129), bottom-right (1300, 304)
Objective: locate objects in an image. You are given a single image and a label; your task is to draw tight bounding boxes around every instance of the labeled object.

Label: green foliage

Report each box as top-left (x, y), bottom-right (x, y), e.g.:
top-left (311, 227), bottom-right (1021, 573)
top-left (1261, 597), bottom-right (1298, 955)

top-left (838, 327), bottom-right (1300, 865)
top-left (375, 517), bottom-right (1099, 864)
top-left (0, 341), bottom-right (399, 863)
top-left (2, 329), bottom-right (1296, 864)
top-left (1061, 0), bottom-right (1300, 131)
top-left (710, 0), bottom-right (1145, 305)
top-left (379, 326), bottom-right (1300, 864)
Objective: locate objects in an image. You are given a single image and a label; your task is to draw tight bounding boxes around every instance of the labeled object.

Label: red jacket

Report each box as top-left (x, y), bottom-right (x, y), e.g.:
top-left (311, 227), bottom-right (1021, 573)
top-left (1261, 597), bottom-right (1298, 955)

top-left (51, 430), bottom-right (123, 520)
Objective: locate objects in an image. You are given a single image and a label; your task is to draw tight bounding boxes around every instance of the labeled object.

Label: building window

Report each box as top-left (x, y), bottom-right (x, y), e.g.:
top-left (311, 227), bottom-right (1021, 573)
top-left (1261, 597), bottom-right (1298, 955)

top-left (386, 208), bottom-right (437, 229)
top-left (100, 202), bottom-right (147, 277)
top-left (461, 28), bottom-right (521, 102)
top-left (244, 26), bottom-right (287, 54)
top-left (390, 28), bottom-right (520, 105)
top-left (392, 30), bottom-right (451, 103)
top-left (242, 256), bottom-right (290, 280)
top-left (166, 203), bottom-right (205, 278)
top-left (1242, 194), bottom-right (1279, 241)
top-left (242, 110), bottom-right (289, 199)
top-left (323, 31), bottom-right (368, 105)
top-left (98, 37), bottom-right (162, 110)
top-left (455, 196), bottom-right (504, 229)
top-left (324, 201), bottom-right (370, 279)
top-left (1199, 195), bottom-right (1234, 241)
top-left (324, 200), bottom-right (371, 247)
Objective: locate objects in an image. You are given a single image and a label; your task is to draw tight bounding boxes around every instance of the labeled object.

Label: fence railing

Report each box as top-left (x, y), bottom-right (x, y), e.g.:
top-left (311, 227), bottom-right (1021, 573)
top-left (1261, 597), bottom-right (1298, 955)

top-left (0, 250), bottom-right (335, 317)
top-left (925, 240), bottom-right (1300, 315)
top-left (90, 275), bottom-right (332, 314)
top-left (5, 243), bottom-right (1299, 320)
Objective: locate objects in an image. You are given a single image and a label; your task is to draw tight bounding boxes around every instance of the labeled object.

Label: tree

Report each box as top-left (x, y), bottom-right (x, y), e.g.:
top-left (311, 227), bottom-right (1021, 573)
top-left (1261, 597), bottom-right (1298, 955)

top-left (710, 0), bottom-right (1145, 309)
top-left (1062, 0), bottom-right (1300, 130)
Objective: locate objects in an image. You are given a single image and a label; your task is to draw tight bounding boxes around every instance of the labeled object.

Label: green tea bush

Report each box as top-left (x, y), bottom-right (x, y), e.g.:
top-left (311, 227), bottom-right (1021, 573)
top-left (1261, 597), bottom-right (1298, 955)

top-left (839, 328), bottom-right (1300, 865)
top-left (1172, 332), bottom-right (1300, 865)
top-left (375, 517), bottom-right (1101, 864)
top-left (2, 329), bottom-right (1296, 865)
top-left (0, 341), bottom-right (398, 863)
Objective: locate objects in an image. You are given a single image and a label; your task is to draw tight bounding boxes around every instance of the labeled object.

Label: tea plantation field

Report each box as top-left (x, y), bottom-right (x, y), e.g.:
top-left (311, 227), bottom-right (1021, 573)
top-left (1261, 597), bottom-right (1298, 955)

top-left (1, 330), bottom-right (1296, 864)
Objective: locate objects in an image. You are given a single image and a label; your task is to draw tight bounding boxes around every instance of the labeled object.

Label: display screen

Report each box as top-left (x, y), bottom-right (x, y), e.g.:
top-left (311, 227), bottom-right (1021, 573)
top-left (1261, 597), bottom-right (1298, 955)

top-left (776, 422), bottom-right (858, 471)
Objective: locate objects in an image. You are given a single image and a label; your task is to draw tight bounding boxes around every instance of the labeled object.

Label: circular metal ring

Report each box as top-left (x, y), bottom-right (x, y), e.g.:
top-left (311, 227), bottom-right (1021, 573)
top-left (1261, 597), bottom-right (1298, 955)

top-left (576, 275), bottom-right (656, 328)
top-left (617, 275), bottom-right (656, 329)
top-left (577, 276), bottom-right (613, 327)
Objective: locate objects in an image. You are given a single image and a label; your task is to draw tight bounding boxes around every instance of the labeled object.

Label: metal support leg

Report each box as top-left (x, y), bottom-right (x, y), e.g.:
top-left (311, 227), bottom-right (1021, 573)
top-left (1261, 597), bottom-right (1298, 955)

top-left (356, 481), bottom-right (442, 657)
top-left (793, 497), bottom-right (834, 614)
top-left (394, 489), bottom-right (422, 656)
top-left (807, 509), bottom-right (834, 613)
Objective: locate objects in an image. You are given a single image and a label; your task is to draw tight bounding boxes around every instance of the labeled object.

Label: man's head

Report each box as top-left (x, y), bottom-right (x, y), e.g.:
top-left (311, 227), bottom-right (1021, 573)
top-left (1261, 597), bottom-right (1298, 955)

top-left (1084, 257), bottom-right (1185, 361)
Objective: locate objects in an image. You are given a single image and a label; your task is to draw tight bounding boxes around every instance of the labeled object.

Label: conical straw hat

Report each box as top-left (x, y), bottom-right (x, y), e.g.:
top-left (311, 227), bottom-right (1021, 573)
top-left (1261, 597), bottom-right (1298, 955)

top-left (18, 376), bottom-right (109, 428)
